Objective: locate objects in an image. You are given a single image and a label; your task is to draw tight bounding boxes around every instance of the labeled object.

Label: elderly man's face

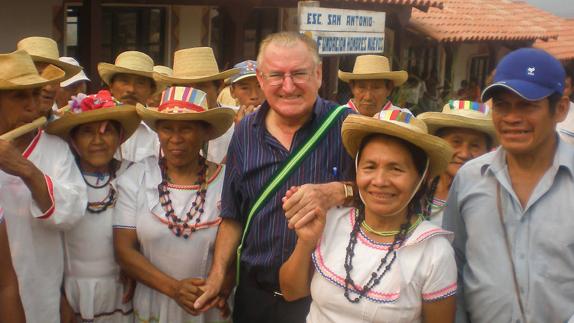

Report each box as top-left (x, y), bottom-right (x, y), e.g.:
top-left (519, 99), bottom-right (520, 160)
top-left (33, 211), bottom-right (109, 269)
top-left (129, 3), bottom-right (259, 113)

top-left (492, 91), bottom-right (568, 156)
top-left (257, 41), bottom-right (322, 120)
top-left (35, 62), bottom-right (59, 117)
top-left (350, 79), bottom-right (393, 117)
top-left (0, 88), bottom-right (41, 134)
top-left (109, 73), bottom-right (155, 105)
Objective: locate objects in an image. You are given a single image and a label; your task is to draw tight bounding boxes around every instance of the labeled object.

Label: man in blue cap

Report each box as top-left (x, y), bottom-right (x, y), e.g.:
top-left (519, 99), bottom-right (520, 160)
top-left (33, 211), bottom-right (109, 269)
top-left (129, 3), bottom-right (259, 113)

top-left (443, 48), bottom-right (574, 323)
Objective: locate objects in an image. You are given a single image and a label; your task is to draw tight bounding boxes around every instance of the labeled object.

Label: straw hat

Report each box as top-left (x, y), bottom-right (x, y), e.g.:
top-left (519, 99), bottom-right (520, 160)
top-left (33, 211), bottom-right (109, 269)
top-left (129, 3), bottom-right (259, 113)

top-left (17, 37), bottom-right (82, 81)
top-left (0, 50), bottom-right (66, 90)
top-left (155, 47), bottom-right (239, 85)
top-left (137, 86), bottom-right (235, 140)
top-left (418, 100), bottom-right (497, 144)
top-left (98, 51), bottom-right (159, 86)
top-left (46, 90), bottom-right (140, 142)
top-left (153, 65), bottom-right (173, 77)
top-left (338, 55), bottom-right (408, 86)
top-left (342, 111), bottom-right (453, 178)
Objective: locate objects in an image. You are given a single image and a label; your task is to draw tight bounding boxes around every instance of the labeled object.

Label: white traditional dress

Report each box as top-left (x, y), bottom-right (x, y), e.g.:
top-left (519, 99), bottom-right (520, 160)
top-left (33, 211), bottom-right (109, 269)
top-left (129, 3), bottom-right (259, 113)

top-left (117, 123), bottom-right (160, 163)
top-left (0, 130), bottom-right (87, 323)
top-left (114, 157), bottom-right (229, 323)
top-left (308, 208), bottom-right (457, 323)
top-left (427, 196), bottom-right (447, 227)
top-left (63, 161), bottom-right (134, 323)
top-left (207, 104), bottom-right (238, 164)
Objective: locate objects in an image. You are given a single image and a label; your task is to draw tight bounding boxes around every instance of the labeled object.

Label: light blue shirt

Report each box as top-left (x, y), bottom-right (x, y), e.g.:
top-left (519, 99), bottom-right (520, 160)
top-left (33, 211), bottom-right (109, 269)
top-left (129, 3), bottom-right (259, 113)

top-left (443, 137), bottom-right (574, 323)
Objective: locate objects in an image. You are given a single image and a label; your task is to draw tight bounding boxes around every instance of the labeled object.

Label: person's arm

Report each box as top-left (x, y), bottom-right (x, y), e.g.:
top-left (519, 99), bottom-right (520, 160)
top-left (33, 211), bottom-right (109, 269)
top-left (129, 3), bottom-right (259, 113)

top-left (421, 296), bottom-right (456, 323)
top-left (193, 218), bottom-right (241, 311)
top-left (0, 220), bottom-right (26, 323)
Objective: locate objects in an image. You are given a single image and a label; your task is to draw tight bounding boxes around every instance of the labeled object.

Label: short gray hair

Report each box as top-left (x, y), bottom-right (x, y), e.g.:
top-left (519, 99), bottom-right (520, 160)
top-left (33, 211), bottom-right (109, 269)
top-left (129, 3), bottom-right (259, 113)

top-left (257, 32), bottom-right (321, 69)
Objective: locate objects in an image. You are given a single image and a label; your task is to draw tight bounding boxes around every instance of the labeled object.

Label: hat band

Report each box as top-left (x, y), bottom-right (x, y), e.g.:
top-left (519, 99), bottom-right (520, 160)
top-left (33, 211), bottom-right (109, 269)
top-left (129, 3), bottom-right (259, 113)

top-left (158, 100), bottom-right (205, 113)
top-left (449, 100), bottom-right (489, 114)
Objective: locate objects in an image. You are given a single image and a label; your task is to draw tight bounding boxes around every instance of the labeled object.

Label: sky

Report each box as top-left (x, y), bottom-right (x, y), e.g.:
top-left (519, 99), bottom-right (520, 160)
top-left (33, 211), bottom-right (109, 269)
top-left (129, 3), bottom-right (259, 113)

top-left (524, 0), bottom-right (574, 18)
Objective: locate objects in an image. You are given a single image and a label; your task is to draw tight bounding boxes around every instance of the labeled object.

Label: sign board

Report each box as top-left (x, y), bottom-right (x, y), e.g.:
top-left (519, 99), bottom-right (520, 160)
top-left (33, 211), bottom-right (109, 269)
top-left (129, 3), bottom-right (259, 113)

top-left (299, 6), bottom-right (386, 55)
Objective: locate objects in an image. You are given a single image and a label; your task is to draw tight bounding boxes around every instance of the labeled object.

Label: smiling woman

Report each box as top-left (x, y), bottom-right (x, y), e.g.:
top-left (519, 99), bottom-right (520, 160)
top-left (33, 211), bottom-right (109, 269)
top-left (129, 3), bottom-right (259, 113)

top-left (280, 111), bottom-right (457, 323)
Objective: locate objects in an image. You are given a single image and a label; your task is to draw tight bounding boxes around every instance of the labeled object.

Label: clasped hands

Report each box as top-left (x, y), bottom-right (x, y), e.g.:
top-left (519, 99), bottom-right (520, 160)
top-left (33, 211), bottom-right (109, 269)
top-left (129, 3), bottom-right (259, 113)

top-left (172, 278), bottom-right (230, 318)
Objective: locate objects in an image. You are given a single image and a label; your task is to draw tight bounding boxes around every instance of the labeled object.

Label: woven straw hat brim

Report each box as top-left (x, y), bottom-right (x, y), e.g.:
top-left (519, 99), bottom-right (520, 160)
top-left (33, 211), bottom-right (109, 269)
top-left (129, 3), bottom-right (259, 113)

top-left (46, 105), bottom-right (141, 143)
top-left (0, 68), bottom-right (66, 90)
top-left (154, 68), bottom-right (240, 85)
top-left (338, 70), bottom-right (408, 86)
top-left (136, 104), bottom-right (235, 140)
top-left (97, 63), bottom-right (156, 86)
top-left (31, 55), bottom-right (82, 82)
top-left (342, 115), bottom-right (454, 178)
top-left (418, 112), bottom-right (498, 145)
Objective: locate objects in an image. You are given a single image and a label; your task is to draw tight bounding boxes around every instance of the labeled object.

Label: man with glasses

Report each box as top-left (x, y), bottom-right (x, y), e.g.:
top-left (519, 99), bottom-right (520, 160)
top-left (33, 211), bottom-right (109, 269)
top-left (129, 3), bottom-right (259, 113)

top-left (194, 32), bottom-right (355, 323)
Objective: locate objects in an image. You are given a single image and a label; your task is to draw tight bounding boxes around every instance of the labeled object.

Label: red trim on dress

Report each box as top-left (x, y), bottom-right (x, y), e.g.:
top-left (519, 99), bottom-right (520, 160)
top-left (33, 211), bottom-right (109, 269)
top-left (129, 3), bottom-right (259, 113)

top-left (37, 175), bottom-right (55, 219)
top-left (22, 130), bottom-right (42, 159)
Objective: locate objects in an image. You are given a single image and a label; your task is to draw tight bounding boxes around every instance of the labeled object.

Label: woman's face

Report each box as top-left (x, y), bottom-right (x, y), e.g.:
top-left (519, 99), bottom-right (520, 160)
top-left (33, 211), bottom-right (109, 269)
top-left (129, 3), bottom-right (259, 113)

top-left (356, 136), bottom-right (422, 218)
top-left (156, 120), bottom-right (207, 168)
top-left (438, 127), bottom-right (489, 178)
top-left (71, 121), bottom-right (121, 172)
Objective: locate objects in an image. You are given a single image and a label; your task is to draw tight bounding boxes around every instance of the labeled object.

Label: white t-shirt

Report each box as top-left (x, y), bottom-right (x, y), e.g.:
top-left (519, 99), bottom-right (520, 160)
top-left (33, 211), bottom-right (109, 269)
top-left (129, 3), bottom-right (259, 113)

top-left (308, 207), bottom-right (456, 323)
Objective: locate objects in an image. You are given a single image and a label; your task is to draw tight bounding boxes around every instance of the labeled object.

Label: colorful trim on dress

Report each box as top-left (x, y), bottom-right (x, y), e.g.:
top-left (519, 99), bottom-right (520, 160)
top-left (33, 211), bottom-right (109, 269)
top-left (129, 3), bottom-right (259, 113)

top-left (22, 129), bottom-right (42, 159)
top-left (422, 282), bottom-right (457, 302)
top-left (312, 242), bottom-right (400, 304)
top-left (37, 175), bottom-right (55, 219)
top-left (112, 224), bottom-right (137, 229)
top-left (166, 165), bottom-right (222, 190)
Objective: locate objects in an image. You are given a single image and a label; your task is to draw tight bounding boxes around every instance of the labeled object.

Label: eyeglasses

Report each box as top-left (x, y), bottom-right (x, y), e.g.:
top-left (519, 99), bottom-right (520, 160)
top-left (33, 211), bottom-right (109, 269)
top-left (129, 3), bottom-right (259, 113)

top-left (259, 70), bottom-right (313, 86)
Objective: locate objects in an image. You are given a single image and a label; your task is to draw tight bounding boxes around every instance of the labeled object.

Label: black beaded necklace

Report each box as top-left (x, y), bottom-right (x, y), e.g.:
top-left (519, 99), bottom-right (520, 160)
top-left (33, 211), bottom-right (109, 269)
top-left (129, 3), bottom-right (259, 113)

top-left (83, 161), bottom-right (119, 214)
top-left (343, 206), bottom-right (412, 303)
top-left (157, 157), bottom-right (208, 239)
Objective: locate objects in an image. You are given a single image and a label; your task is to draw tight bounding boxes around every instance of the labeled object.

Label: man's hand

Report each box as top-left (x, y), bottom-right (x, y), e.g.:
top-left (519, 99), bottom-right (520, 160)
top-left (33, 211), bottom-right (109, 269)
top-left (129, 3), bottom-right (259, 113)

top-left (0, 139), bottom-right (31, 178)
top-left (174, 278), bottom-right (206, 316)
top-left (282, 183), bottom-right (344, 230)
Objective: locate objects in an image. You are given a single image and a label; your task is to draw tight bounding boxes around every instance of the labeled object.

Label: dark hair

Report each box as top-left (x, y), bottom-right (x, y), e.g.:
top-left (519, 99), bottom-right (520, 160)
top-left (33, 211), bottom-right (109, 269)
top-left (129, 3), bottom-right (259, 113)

top-left (355, 133), bottom-right (428, 216)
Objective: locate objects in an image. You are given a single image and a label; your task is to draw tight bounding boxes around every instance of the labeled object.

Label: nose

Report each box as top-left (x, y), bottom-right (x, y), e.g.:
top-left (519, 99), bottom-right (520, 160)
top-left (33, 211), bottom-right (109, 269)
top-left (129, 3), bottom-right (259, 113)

top-left (124, 81), bottom-right (135, 93)
top-left (281, 74), bottom-right (296, 93)
top-left (457, 143), bottom-right (472, 160)
top-left (168, 131), bottom-right (185, 144)
top-left (363, 88), bottom-right (373, 100)
top-left (371, 169), bottom-right (390, 187)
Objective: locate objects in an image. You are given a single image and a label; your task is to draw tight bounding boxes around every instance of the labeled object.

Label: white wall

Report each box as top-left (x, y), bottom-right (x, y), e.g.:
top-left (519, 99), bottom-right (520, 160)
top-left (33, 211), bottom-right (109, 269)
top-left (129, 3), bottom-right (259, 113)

top-left (451, 43), bottom-right (484, 91)
top-left (0, 0), bottom-right (62, 53)
top-left (175, 5), bottom-right (207, 51)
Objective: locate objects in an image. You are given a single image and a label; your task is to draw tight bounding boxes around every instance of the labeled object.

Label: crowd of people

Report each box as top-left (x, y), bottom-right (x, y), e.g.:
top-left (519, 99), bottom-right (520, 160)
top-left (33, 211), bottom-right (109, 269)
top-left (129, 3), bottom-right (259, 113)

top-left (0, 31), bottom-right (573, 323)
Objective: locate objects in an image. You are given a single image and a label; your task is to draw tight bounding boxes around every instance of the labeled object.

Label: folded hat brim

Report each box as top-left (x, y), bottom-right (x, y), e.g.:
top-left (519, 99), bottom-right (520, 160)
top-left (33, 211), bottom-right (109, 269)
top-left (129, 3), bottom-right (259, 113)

top-left (338, 70), bottom-right (408, 86)
top-left (136, 104), bottom-right (235, 140)
top-left (0, 68), bottom-right (66, 90)
top-left (30, 55), bottom-right (83, 82)
top-left (418, 112), bottom-right (498, 145)
top-left (342, 114), bottom-right (453, 178)
top-left (46, 105), bottom-right (141, 143)
top-left (155, 68), bottom-right (240, 85)
top-left (481, 79), bottom-right (556, 102)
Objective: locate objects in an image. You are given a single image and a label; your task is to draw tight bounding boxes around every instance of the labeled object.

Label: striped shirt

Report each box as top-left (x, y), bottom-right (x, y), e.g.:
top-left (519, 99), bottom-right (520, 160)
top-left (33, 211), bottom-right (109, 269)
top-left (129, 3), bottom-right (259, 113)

top-left (221, 97), bottom-right (354, 284)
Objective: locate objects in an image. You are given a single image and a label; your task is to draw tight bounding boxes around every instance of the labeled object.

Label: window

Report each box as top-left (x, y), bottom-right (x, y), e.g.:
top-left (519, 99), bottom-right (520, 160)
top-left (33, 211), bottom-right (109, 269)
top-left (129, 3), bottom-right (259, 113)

top-left (469, 55), bottom-right (489, 88)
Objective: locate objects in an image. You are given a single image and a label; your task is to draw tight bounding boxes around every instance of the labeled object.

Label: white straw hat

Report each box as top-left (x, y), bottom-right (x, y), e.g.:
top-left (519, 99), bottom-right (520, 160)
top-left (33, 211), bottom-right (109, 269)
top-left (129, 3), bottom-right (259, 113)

top-left (17, 36), bottom-right (82, 81)
top-left (339, 55), bottom-right (408, 86)
top-left (0, 50), bottom-right (65, 90)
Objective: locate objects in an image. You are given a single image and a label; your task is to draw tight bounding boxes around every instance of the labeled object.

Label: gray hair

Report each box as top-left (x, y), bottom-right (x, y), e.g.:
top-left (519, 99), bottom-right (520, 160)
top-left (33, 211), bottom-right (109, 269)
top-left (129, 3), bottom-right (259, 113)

top-left (256, 32), bottom-right (321, 69)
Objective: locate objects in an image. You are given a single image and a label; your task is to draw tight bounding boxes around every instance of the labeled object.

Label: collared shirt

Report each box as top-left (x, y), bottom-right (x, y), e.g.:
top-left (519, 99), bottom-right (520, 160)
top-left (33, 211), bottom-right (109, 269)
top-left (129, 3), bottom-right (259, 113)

top-left (221, 97), bottom-right (354, 283)
top-left (443, 137), bottom-right (574, 323)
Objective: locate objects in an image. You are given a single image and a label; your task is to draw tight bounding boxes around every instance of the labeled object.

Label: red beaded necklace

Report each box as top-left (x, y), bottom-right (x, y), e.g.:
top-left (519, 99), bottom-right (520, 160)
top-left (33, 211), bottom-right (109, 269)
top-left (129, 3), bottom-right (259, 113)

top-left (157, 157), bottom-right (208, 239)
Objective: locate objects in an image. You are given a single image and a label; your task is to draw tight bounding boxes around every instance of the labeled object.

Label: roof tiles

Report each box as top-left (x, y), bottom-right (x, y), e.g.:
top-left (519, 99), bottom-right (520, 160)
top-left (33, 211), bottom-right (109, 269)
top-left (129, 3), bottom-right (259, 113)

top-left (534, 18), bottom-right (574, 61)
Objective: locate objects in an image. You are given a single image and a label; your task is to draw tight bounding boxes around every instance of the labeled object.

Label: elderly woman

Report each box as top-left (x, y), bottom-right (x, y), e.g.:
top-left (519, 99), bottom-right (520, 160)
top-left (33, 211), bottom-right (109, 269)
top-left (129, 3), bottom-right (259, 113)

top-left (0, 207), bottom-right (26, 323)
top-left (280, 111), bottom-right (456, 323)
top-left (418, 100), bottom-right (495, 226)
top-left (46, 90), bottom-right (141, 322)
top-left (113, 86), bottom-right (235, 323)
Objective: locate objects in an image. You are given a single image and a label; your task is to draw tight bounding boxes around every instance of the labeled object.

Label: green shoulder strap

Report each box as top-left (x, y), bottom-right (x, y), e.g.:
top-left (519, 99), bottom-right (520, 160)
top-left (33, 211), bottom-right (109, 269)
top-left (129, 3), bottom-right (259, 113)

top-left (236, 104), bottom-right (348, 282)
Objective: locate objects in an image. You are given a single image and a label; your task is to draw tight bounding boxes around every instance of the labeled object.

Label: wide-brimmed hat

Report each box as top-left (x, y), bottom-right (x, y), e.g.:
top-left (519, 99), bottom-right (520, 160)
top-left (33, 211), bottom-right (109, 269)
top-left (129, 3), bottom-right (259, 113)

top-left (338, 55), bottom-right (408, 86)
top-left (46, 90), bottom-right (140, 143)
top-left (0, 50), bottom-right (66, 90)
top-left (98, 51), bottom-right (158, 86)
top-left (342, 111), bottom-right (453, 178)
top-left (17, 37), bottom-right (82, 81)
top-left (418, 100), bottom-right (497, 144)
top-left (153, 65), bottom-right (173, 77)
top-left (155, 47), bottom-right (239, 85)
top-left (137, 86), bottom-right (235, 140)
top-left (59, 57), bottom-right (90, 87)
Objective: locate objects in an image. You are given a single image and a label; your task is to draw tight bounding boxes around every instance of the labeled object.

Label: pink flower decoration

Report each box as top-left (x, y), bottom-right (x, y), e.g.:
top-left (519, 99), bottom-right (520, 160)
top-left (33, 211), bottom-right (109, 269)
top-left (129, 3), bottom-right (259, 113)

top-left (69, 90), bottom-right (121, 114)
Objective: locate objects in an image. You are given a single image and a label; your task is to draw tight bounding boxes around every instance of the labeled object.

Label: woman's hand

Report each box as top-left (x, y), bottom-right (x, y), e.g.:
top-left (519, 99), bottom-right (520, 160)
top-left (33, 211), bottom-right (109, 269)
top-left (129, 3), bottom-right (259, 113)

top-left (174, 278), bottom-right (206, 316)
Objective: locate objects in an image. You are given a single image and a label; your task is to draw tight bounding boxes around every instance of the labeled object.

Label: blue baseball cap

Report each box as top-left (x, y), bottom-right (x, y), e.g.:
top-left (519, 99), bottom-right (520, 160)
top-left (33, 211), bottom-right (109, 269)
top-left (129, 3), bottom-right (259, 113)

top-left (228, 60), bottom-right (257, 84)
top-left (482, 48), bottom-right (565, 102)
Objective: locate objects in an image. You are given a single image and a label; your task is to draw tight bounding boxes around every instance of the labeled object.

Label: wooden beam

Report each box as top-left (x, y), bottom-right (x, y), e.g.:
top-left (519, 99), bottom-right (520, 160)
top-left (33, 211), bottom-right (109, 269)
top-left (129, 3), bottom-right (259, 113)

top-left (79, 0), bottom-right (103, 92)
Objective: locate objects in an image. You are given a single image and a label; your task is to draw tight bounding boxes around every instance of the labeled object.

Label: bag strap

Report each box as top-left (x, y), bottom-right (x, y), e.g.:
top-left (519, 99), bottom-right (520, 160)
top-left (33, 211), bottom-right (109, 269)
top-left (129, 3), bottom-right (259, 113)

top-left (496, 183), bottom-right (528, 323)
top-left (235, 104), bottom-right (348, 282)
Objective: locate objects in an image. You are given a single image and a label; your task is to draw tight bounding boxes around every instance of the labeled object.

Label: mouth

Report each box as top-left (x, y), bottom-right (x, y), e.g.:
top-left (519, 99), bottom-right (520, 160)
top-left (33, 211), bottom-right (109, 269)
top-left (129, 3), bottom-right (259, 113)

top-left (278, 94), bottom-right (303, 101)
top-left (500, 129), bottom-right (532, 139)
top-left (368, 191), bottom-right (397, 202)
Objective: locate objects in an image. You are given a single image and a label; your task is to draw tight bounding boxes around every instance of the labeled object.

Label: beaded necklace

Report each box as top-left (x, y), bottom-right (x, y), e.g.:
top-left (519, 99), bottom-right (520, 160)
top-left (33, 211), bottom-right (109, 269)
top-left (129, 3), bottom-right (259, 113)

top-left (424, 176), bottom-right (449, 219)
top-left (343, 207), bottom-right (412, 303)
top-left (82, 163), bottom-right (118, 214)
top-left (361, 214), bottom-right (423, 237)
top-left (157, 157), bottom-right (208, 239)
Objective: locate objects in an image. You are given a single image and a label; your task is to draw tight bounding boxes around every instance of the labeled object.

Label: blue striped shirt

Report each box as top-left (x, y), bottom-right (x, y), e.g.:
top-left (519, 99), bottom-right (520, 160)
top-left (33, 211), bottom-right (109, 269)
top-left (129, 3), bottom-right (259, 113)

top-left (221, 97), bottom-right (354, 284)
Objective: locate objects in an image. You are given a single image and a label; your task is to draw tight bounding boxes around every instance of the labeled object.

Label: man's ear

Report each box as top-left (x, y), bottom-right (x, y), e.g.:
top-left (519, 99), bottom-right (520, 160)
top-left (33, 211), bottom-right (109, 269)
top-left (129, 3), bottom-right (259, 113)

top-left (555, 95), bottom-right (570, 123)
